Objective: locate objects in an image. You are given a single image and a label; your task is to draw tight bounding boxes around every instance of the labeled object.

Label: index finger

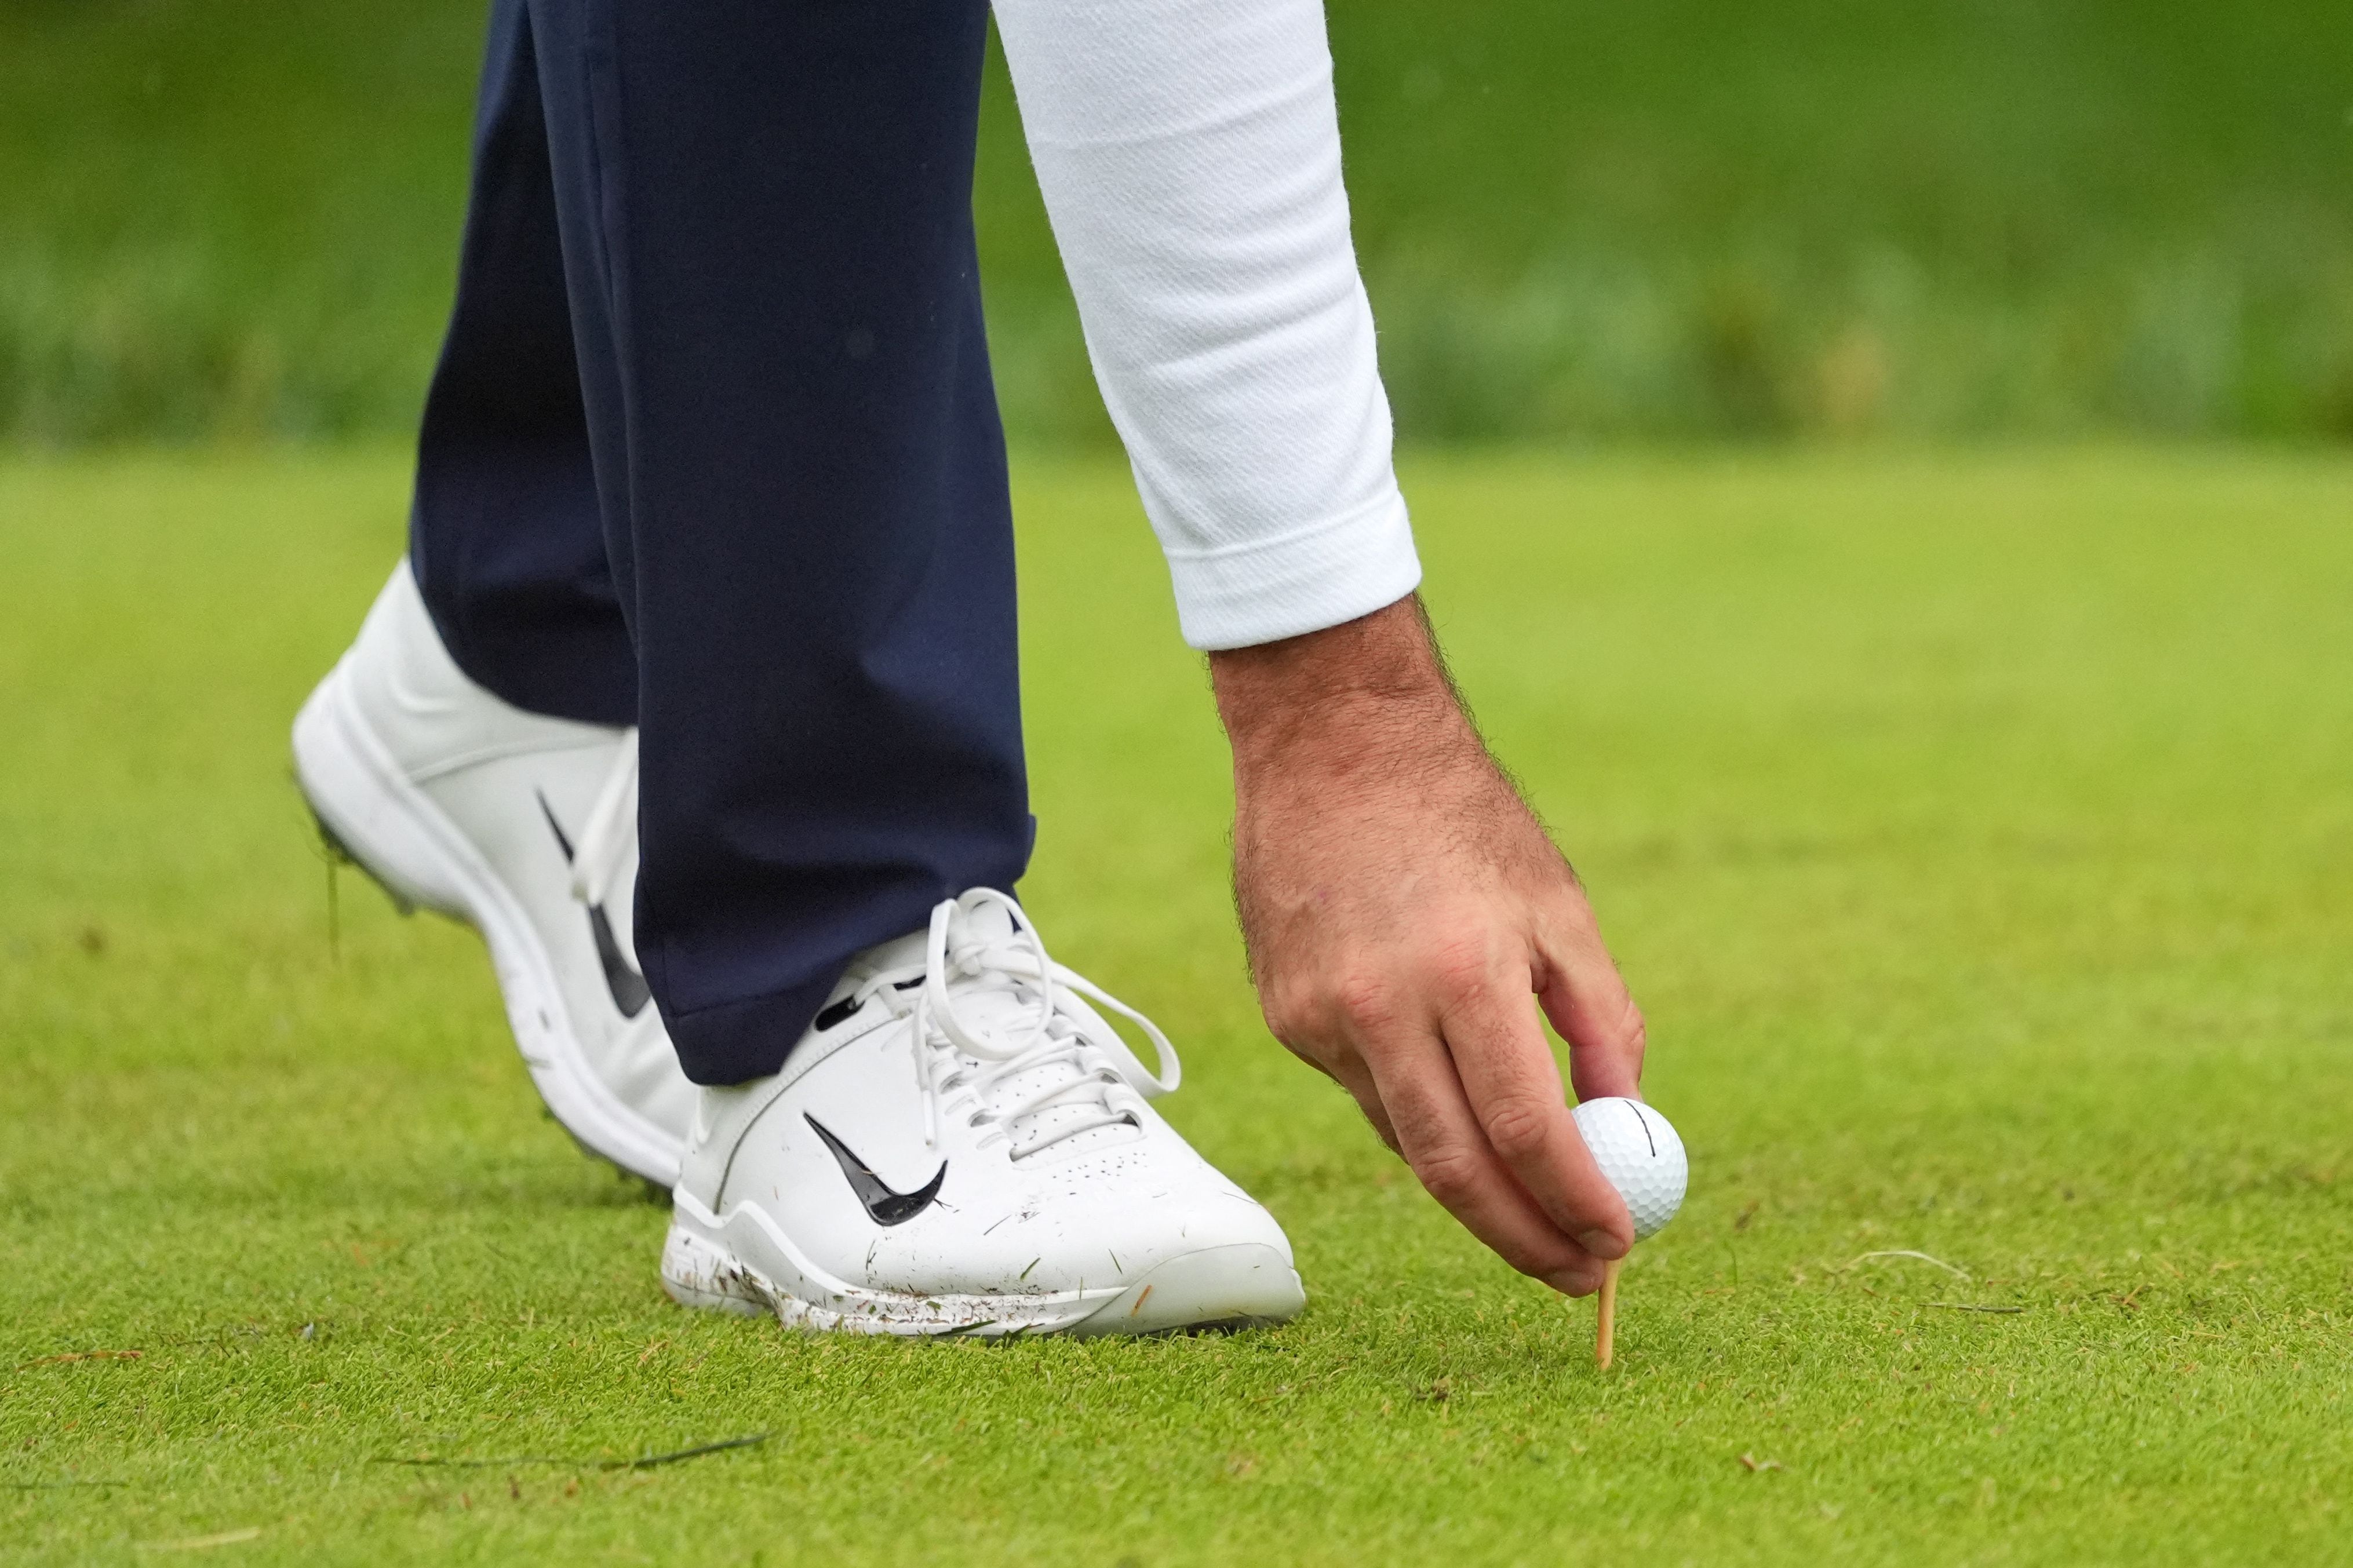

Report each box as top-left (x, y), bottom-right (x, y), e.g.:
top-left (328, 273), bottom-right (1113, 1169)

top-left (1355, 1022), bottom-right (1611, 1295)
top-left (1439, 971), bottom-right (1634, 1259)
top-left (1534, 892), bottom-right (1647, 1104)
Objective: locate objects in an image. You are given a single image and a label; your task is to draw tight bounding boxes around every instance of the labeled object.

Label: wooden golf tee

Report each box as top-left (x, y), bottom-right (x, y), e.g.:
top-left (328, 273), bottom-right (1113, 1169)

top-left (1595, 1257), bottom-right (1623, 1369)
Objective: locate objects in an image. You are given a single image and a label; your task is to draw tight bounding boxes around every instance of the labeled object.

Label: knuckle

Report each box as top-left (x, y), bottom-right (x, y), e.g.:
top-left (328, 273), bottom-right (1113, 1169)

top-left (1417, 932), bottom-right (1496, 1005)
top-left (1256, 986), bottom-right (1371, 1089)
top-left (1256, 990), bottom-right (1305, 1048)
top-left (1263, 1013), bottom-right (1334, 1073)
top-left (1257, 976), bottom-right (1328, 1049)
top-left (1479, 1096), bottom-right (1559, 1164)
top-left (1618, 998), bottom-right (1649, 1058)
top-left (1327, 968), bottom-right (1398, 1034)
top-left (1426, 959), bottom-right (1491, 1012)
top-left (1411, 1143), bottom-right (1487, 1209)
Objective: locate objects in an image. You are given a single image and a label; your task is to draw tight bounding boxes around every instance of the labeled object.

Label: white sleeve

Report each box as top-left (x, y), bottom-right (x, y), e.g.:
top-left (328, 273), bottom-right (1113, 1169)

top-left (991, 0), bottom-right (1420, 651)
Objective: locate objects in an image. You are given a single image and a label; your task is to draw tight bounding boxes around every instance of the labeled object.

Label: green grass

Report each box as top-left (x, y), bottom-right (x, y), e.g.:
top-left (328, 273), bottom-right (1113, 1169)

top-left (5, 0), bottom-right (2352, 444)
top-left (4, 447), bottom-right (2352, 1562)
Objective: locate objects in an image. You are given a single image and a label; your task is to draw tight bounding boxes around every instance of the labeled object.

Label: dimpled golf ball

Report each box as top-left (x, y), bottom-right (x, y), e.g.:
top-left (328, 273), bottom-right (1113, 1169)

top-left (1571, 1097), bottom-right (1687, 1240)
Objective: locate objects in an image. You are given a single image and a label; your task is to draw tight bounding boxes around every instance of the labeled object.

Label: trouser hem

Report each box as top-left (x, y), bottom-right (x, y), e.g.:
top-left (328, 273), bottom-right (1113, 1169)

top-left (664, 968), bottom-right (854, 1088)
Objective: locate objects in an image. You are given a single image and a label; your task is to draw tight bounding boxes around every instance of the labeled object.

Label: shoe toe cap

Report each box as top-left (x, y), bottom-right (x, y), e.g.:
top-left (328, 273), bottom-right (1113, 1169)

top-left (942, 1150), bottom-right (1295, 1296)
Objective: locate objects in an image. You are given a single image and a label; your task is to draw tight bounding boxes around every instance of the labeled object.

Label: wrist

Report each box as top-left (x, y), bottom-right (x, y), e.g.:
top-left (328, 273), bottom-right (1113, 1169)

top-left (1208, 595), bottom-right (1466, 774)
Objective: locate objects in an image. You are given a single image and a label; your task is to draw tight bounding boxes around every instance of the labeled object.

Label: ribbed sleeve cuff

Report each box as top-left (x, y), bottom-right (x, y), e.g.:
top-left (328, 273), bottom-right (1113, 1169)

top-left (1157, 486), bottom-right (1422, 651)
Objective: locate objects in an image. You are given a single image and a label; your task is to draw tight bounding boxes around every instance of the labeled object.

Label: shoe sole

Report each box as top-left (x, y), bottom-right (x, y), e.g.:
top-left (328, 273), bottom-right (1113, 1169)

top-left (293, 659), bottom-right (682, 1188)
top-left (660, 1195), bottom-right (1305, 1338)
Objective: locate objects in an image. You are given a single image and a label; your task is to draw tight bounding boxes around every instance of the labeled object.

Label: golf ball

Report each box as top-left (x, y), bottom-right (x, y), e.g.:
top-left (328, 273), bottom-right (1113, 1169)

top-left (1572, 1097), bottom-right (1687, 1240)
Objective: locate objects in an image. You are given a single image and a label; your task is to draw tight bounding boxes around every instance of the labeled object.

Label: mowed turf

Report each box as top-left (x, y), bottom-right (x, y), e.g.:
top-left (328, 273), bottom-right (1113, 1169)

top-left (2, 448), bottom-right (2348, 1563)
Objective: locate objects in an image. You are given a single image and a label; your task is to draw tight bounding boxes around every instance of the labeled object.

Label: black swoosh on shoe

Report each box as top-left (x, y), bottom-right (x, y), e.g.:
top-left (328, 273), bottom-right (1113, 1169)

top-left (537, 794), bottom-right (652, 1019)
top-left (804, 1114), bottom-right (947, 1226)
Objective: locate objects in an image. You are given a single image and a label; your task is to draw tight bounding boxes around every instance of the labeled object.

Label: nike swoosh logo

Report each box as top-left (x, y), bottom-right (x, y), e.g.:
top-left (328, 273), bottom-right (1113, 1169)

top-left (537, 794), bottom-right (651, 1019)
top-left (804, 1114), bottom-right (946, 1226)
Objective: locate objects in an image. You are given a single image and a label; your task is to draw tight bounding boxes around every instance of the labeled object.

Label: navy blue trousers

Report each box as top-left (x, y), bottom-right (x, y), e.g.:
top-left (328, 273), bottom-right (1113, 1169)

top-left (409, 0), bottom-right (1033, 1086)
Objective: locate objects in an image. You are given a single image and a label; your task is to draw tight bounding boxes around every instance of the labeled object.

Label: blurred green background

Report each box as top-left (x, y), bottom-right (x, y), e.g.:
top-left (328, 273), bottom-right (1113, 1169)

top-left (3, 0), bottom-right (2351, 447)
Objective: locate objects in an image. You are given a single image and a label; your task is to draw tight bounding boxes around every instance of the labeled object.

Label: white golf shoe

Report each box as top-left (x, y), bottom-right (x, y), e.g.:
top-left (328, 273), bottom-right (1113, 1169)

top-left (661, 888), bottom-right (1305, 1336)
top-left (293, 562), bottom-right (693, 1187)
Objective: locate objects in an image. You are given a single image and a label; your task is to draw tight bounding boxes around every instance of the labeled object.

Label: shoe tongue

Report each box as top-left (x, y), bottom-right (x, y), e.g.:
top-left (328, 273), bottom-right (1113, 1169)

top-left (947, 903), bottom-right (1141, 1155)
top-left (848, 898), bottom-right (1022, 984)
top-left (846, 898), bottom-right (1142, 1157)
top-left (932, 898), bottom-right (1035, 1040)
top-left (953, 897), bottom-right (1019, 947)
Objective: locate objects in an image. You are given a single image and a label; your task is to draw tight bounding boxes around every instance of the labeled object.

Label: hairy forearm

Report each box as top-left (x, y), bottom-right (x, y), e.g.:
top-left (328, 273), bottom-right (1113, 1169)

top-left (1208, 596), bottom-right (1465, 765)
top-left (1209, 591), bottom-right (1558, 1004)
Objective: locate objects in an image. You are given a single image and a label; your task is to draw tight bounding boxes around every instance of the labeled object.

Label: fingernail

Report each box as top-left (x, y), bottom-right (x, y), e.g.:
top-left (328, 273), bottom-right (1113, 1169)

top-left (1549, 1266), bottom-right (1603, 1297)
top-left (1579, 1228), bottom-right (1629, 1261)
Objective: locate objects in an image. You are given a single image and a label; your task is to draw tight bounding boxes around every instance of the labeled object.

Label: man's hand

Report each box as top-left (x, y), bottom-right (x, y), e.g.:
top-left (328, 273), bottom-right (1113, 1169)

top-left (1208, 596), bottom-right (1647, 1296)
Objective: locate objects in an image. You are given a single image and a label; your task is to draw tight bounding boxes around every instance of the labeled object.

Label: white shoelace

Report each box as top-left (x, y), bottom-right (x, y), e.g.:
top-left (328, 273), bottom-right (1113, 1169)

top-left (567, 729), bottom-right (640, 910)
top-left (847, 889), bottom-right (1181, 1160)
top-left (562, 744), bottom-right (1175, 1161)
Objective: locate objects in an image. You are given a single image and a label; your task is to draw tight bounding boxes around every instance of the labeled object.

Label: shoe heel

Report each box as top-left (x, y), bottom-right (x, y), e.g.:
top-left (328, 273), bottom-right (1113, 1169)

top-left (291, 665), bottom-right (471, 920)
top-left (305, 797), bottom-right (417, 917)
